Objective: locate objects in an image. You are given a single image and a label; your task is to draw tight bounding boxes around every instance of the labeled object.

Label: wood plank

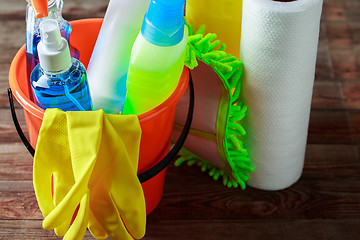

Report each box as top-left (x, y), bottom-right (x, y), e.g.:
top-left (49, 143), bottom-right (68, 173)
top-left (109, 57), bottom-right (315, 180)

top-left (0, 168), bottom-right (359, 222)
top-left (0, 143), bottom-right (33, 181)
top-left (311, 81), bottom-right (343, 109)
top-left (349, 110), bottom-right (360, 143)
top-left (151, 165), bottom-right (360, 220)
top-left (315, 50), bottom-right (334, 81)
top-left (308, 109), bottom-right (356, 144)
top-left (326, 21), bottom-right (352, 40)
top-left (304, 144), bottom-right (360, 179)
top-left (0, 180), bottom-right (33, 192)
top-left (0, 21), bottom-right (25, 65)
top-left (1, 219), bottom-right (359, 240)
top-left (346, 0), bottom-right (360, 22)
top-left (0, 220), bottom-right (95, 239)
top-left (0, 109), bottom-right (28, 143)
top-left (349, 20), bottom-right (360, 45)
top-left (342, 81), bottom-right (360, 110)
top-left (145, 219), bottom-right (360, 240)
top-left (0, 20), bottom-right (28, 111)
top-left (323, 0), bottom-right (347, 22)
top-left (0, 191), bottom-right (41, 220)
top-left (315, 23), bottom-right (334, 81)
top-left (330, 49), bottom-right (360, 80)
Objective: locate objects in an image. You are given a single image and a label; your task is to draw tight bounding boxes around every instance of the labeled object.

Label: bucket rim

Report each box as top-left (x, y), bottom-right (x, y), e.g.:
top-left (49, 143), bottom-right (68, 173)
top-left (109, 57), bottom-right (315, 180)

top-left (8, 18), bottom-right (189, 123)
top-left (9, 44), bottom-right (45, 119)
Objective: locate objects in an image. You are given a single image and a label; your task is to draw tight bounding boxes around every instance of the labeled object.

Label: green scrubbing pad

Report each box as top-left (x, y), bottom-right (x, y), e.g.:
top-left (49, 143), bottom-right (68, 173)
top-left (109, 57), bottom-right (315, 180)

top-left (174, 22), bottom-right (253, 189)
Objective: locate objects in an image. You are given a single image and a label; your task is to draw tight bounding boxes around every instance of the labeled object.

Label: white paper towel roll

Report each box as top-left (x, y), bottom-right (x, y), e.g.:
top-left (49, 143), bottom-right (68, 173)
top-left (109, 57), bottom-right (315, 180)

top-left (240, 0), bottom-right (323, 190)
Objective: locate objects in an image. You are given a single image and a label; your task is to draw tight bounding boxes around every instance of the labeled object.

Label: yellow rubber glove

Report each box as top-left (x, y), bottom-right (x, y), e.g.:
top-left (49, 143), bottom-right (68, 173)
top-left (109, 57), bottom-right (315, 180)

top-left (33, 109), bottom-right (146, 240)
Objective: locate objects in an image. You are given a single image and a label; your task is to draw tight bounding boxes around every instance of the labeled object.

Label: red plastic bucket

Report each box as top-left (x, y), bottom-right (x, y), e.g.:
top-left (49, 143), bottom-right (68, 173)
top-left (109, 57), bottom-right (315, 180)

top-left (8, 18), bottom-right (189, 215)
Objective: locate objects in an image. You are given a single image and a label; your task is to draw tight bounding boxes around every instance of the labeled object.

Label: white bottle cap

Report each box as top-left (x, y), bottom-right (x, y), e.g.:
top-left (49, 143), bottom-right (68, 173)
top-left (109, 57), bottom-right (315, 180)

top-left (38, 19), bottom-right (71, 72)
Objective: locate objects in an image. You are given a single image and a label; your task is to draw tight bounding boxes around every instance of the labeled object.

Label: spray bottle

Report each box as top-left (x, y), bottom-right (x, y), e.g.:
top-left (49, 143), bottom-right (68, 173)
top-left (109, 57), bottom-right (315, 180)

top-left (26, 0), bottom-right (79, 75)
top-left (86, 0), bottom-right (150, 114)
top-left (122, 0), bottom-right (188, 115)
top-left (31, 19), bottom-right (92, 111)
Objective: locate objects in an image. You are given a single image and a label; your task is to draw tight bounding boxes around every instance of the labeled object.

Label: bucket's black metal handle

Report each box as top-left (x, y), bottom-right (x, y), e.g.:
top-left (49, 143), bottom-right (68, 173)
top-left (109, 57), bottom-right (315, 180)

top-left (7, 88), bottom-right (35, 156)
top-left (7, 69), bottom-right (194, 183)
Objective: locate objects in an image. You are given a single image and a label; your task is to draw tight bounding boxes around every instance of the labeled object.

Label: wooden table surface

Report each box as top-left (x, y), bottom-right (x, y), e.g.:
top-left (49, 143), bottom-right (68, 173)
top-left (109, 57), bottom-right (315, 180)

top-left (1, 0), bottom-right (360, 239)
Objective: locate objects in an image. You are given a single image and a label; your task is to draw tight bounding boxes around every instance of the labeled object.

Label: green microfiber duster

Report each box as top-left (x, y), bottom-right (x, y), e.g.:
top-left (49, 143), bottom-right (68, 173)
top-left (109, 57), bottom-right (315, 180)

top-left (173, 23), bottom-right (253, 189)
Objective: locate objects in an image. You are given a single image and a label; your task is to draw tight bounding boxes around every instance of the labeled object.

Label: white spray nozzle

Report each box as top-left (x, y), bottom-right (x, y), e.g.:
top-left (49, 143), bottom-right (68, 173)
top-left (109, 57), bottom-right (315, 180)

top-left (37, 18), bottom-right (71, 72)
top-left (40, 19), bottom-right (62, 51)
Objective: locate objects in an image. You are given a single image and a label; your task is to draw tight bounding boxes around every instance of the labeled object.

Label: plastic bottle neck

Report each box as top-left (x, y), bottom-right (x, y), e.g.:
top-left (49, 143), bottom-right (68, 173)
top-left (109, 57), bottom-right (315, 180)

top-left (41, 61), bottom-right (72, 76)
top-left (140, 0), bottom-right (185, 47)
top-left (48, 0), bottom-right (63, 13)
top-left (48, 0), bottom-right (56, 7)
top-left (141, 16), bottom-right (184, 47)
top-left (47, 2), bottom-right (64, 20)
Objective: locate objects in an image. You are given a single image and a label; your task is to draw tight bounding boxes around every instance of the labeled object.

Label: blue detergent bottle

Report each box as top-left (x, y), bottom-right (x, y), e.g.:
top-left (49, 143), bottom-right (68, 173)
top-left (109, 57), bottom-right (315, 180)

top-left (31, 19), bottom-right (92, 111)
top-left (26, 0), bottom-right (79, 75)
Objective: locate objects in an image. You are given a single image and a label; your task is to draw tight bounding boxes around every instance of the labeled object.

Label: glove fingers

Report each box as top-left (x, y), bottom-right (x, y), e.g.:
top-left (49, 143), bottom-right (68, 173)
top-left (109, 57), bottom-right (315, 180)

top-left (109, 193), bottom-right (139, 240)
top-left (110, 155), bottom-right (146, 239)
top-left (63, 192), bottom-right (90, 240)
top-left (104, 114), bottom-right (145, 238)
top-left (88, 210), bottom-right (108, 239)
top-left (42, 110), bottom-right (101, 230)
top-left (34, 109), bottom-right (73, 219)
top-left (33, 168), bottom-right (55, 219)
top-left (90, 190), bottom-right (132, 240)
top-left (52, 169), bottom-right (75, 237)
top-left (43, 178), bottom-right (89, 230)
top-left (54, 218), bottom-right (71, 237)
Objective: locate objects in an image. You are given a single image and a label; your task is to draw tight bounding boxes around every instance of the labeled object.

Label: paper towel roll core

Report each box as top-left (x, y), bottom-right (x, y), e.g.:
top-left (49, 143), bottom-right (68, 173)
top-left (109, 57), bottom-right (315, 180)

top-left (240, 0), bottom-right (323, 190)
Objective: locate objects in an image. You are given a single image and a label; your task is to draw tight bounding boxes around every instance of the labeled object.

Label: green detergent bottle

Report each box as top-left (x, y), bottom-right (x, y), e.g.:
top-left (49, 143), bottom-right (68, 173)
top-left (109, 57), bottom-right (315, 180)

top-left (122, 0), bottom-right (188, 115)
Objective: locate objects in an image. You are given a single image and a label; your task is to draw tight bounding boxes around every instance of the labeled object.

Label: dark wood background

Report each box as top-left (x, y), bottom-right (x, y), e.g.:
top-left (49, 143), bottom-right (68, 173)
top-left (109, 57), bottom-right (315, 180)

top-left (1, 0), bottom-right (359, 239)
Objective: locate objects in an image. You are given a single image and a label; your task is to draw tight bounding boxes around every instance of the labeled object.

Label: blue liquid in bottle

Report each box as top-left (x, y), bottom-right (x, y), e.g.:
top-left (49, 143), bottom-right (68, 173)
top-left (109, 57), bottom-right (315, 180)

top-left (31, 59), bottom-right (92, 111)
